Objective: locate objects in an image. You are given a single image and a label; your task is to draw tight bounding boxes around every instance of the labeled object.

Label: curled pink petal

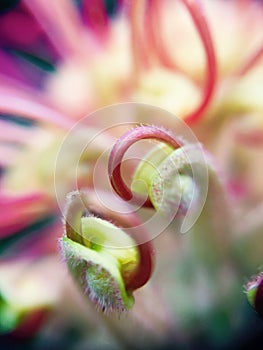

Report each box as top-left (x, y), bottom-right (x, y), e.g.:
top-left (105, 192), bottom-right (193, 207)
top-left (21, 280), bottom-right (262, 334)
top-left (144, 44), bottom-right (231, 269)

top-left (0, 192), bottom-right (48, 238)
top-left (0, 144), bottom-right (19, 167)
top-left (0, 120), bottom-right (37, 144)
top-left (0, 191), bottom-right (44, 205)
top-left (0, 93), bottom-right (74, 129)
top-left (9, 221), bottom-right (61, 258)
top-left (0, 50), bottom-right (26, 83)
top-left (0, 8), bottom-right (42, 47)
top-left (24, 0), bottom-right (89, 59)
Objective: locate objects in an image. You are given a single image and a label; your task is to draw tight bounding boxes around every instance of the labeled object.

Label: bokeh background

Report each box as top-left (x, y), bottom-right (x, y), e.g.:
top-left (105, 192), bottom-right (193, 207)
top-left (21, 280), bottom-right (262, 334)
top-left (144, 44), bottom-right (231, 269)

top-left (0, 0), bottom-right (263, 349)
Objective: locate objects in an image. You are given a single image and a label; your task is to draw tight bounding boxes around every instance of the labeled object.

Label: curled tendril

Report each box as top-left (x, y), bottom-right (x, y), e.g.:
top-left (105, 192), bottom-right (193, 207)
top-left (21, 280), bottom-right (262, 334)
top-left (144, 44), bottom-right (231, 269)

top-left (59, 190), bottom-right (154, 313)
top-left (108, 125), bottom-right (184, 208)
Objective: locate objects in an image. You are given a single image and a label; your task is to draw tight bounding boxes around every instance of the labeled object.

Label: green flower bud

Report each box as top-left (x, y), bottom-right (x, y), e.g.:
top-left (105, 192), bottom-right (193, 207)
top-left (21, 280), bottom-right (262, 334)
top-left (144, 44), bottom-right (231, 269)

top-left (60, 232), bottom-right (135, 312)
top-left (59, 191), bottom-right (153, 313)
top-left (132, 144), bottom-right (198, 219)
top-left (246, 272), bottom-right (263, 319)
top-left (132, 143), bottom-right (174, 196)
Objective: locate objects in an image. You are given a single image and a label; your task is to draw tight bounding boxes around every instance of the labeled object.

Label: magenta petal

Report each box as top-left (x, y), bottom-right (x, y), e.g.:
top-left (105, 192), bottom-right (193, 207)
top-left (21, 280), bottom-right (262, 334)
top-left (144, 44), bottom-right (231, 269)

top-left (0, 10), bottom-right (41, 47)
top-left (0, 120), bottom-right (37, 144)
top-left (0, 93), bottom-right (74, 129)
top-left (0, 192), bottom-right (46, 237)
top-left (82, 0), bottom-right (109, 40)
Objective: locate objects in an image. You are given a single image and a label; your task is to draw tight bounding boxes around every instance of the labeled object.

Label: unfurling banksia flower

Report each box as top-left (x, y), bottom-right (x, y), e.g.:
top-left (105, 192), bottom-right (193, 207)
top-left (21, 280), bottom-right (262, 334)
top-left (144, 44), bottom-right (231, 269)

top-left (59, 191), bottom-right (154, 313)
top-left (60, 125), bottom-right (211, 313)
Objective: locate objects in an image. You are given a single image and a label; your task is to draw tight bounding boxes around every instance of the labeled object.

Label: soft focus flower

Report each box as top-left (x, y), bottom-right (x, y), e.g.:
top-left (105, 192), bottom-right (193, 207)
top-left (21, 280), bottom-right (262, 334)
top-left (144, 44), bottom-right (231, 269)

top-left (0, 0), bottom-right (263, 349)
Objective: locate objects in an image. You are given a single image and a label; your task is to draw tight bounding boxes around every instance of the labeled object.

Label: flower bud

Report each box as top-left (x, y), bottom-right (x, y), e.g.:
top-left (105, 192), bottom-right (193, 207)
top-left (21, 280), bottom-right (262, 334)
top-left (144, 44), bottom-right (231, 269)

top-left (59, 191), bottom-right (154, 313)
top-left (246, 272), bottom-right (263, 319)
top-left (132, 143), bottom-right (199, 219)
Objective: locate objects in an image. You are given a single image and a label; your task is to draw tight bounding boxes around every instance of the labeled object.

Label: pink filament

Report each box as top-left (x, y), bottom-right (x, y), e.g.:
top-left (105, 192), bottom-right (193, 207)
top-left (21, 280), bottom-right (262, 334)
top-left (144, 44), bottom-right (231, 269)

top-left (128, 0), bottom-right (150, 76)
top-left (145, 0), bottom-right (179, 69)
top-left (239, 43), bottom-right (263, 76)
top-left (108, 125), bottom-right (181, 207)
top-left (144, 0), bottom-right (217, 124)
top-left (180, 0), bottom-right (217, 124)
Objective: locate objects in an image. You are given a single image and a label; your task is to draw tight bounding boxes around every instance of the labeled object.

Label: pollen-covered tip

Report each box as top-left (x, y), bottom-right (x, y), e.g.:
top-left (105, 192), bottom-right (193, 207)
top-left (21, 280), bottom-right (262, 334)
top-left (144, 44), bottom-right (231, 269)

top-left (246, 273), bottom-right (263, 319)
